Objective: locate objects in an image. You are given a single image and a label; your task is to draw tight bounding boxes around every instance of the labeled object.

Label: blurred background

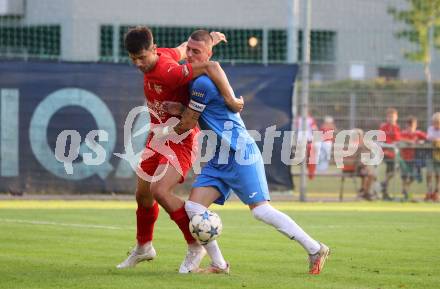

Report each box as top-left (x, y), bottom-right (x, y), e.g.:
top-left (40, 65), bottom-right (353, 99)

top-left (1, 0), bottom-right (439, 201)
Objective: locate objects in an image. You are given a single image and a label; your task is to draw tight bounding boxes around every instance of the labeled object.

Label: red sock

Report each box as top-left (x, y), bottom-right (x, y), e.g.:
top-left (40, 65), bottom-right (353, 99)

top-left (136, 202), bottom-right (159, 245)
top-left (307, 142), bottom-right (316, 180)
top-left (169, 205), bottom-right (196, 244)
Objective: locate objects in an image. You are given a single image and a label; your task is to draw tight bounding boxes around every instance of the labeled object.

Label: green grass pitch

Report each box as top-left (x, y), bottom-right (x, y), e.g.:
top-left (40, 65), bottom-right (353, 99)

top-left (0, 201), bottom-right (439, 289)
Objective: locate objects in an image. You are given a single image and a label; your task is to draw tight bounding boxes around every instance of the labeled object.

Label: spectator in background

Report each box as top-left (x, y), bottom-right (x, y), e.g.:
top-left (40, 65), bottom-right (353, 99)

top-left (400, 116), bottom-right (426, 201)
top-left (294, 110), bottom-right (318, 143)
top-left (320, 116), bottom-right (336, 141)
top-left (379, 108), bottom-right (401, 200)
top-left (294, 111), bottom-right (318, 179)
top-left (342, 129), bottom-right (376, 201)
top-left (426, 112), bottom-right (440, 202)
top-left (316, 116), bottom-right (336, 172)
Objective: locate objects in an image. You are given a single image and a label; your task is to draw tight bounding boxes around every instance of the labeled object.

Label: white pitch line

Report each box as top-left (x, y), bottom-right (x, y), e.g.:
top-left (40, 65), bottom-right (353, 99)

top-left (0, 218), bottom-right (126, 230)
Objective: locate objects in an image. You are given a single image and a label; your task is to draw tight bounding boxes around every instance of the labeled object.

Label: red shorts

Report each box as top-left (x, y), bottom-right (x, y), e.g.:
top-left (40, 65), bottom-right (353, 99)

top-left (137, 129), bottom-right (199, 183)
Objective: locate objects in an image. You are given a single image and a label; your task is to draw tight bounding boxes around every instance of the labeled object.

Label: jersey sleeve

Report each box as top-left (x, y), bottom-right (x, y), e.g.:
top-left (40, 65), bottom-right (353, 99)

top-left (157, 48), bottom-right (181, 62)
top-left (161, 62), bottom-right (194, 89)
top-left (417, 130), bottom-right (427, 140)
top-left (188, 77), bottom-right (215, 113)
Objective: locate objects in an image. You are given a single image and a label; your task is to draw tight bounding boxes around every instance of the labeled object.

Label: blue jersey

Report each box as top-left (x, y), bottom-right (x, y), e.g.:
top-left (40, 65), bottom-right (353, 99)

top-left (189, 75), bottom-right (254, 152)
top-left (189, 75), bottom-right (270, 206)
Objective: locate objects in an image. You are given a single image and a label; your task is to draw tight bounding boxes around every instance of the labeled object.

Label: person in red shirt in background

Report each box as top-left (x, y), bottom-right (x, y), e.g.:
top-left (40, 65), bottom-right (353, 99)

top-left (400, 116), bottom-right (426, 201)
top-left (316, 116), bottom-right (335, 173)
top-left (294, 112), bottom-right (318, 179)
top-left (379, 108), bottom-right (401, 200)
top-left (342, 129), bottom-right (376, 200)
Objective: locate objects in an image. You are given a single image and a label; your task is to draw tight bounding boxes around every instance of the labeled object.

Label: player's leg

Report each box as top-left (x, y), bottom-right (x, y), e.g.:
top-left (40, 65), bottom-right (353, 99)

top-left (402, 177), bottom-right (410, 200)
top-left (149, 163), bottom-right (205, 273)
top-left (249, 201), bottom-right (329, 274)
top-left (434, 168), bottom-right (440, 201)
top-left (360, 175), bottom-right (368, 196)
top-left (135, 176), bottom-right (159, 247)
top-left (150, 163), bottom-right (194, 240)
top-left (426, 163), bottom-right (434, 200)
top-left (231, 143), bottom-right (329, 274)
top-left (359, 169), bottom-right (373, 200)
top-left (186, 184), bottom-right (230, 273)
top-left (116, 151), bottom-right (161, 269)
top-left (405, 162), bottom-right (417, 200)
top-left (381, 160), bottom-right (394, 200)
top-left (365, 175), bottom-right (375, 199)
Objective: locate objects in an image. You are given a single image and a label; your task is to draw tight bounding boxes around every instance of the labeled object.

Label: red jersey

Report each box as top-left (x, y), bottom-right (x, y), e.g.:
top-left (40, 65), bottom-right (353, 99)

top-left (143, 48), bottom-right (193, 124)
top-left (142, 48), bottom-right (199, 153)
top-left (400, 129), bottom-right (427, 161)
top-left (380, 122), bottom-right (400, 158)
top-left (320, 126), bottom-right (335, 142)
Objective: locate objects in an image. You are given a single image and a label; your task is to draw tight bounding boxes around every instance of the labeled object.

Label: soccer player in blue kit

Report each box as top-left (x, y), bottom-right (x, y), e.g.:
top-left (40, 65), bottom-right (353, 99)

top-left (154, 30), bottom-right (330, 275)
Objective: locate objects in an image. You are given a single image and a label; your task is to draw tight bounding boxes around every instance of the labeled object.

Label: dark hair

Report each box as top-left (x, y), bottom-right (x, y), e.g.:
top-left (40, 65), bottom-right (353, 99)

top-left (124, 26), bottom-right (154, 54)
top-left (190, 29), bottom-right (213, 47)
top-left (407, 115), bottom-right (417, 124)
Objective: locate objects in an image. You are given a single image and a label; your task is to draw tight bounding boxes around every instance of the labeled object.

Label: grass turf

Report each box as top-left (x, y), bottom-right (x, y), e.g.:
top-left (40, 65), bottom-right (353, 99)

top-left (0, 201), bottom-right (439, 289)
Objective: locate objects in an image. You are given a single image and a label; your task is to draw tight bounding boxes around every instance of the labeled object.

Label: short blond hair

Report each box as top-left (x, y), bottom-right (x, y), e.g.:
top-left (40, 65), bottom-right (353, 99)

top-left (386, 107), bottom-right (398, 116)
top-left (432, 112), bottom-right (440, 122)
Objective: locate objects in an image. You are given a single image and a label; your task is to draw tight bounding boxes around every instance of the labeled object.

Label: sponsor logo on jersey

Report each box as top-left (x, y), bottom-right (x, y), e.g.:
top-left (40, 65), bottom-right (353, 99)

top-left (249, 192), bottom-right (258, 198)
top-left (191, 90), bottom-right (205, 98)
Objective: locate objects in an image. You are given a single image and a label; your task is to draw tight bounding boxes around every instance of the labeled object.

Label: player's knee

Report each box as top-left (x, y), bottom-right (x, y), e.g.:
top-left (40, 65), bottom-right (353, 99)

top-left (135, 191), bottom-right (153, 208)
top-left (135, 185), bottom-right (153, 207)
top-left (251, 202), bottom-right (272, 222)
top-left (150, 183), bottom-right (170, 203)
top-left (252, 206), bottom-right (265, 221)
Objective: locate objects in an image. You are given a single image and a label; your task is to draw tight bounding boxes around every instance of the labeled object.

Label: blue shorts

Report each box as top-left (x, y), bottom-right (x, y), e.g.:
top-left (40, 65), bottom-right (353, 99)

top-left (192, 142), bottom-right (270, 205)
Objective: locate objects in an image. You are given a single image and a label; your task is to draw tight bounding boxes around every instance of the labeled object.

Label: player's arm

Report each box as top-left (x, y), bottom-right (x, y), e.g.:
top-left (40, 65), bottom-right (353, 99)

top-left (191, 61), bottom-right (243, 113)
top-left (157, 99), bottom-right (204, 136)
top-left (152, 100), bottom-right (203, 138)
top-left (150, 106), bottom-right (200, 140)
top-left (154, 79), bottom-right (210, 138)
top-left (400, 135), bottom-right (414, 144)
top-left (173, 42), bottom-right (188, 62)
top-left (174, 108), bottom-right (202, 135)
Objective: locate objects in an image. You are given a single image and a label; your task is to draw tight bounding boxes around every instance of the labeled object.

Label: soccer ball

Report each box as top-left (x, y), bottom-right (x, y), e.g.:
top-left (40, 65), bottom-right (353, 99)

top-left (189, 210), bottom-right (223, 245)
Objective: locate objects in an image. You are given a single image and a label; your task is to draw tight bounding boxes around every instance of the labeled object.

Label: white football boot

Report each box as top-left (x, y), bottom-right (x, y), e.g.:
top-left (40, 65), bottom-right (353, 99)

top-left (116, 243), bottom-right (156, 269)
top-left (178, 243), bottom-right (206, 273)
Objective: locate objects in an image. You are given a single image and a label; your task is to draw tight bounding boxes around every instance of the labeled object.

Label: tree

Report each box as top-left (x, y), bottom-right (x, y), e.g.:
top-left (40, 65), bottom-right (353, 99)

top-left (388, 0), bottom-right (440, 123)
top-left (388, 0), bottom-right (440, 69)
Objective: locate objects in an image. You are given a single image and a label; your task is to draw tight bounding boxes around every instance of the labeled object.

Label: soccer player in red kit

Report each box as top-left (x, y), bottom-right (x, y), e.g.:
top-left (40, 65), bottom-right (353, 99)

top-left (116, 26), bottom-right (243, 273)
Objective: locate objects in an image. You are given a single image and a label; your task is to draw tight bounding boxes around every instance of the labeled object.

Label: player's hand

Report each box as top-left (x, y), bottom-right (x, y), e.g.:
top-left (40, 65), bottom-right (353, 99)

top-left (225, 96), bottom-right (244, 113)
top-left (150, 117), bottom-right (191, 143)
top-left (210, 32), bottom-right (227, 46)
top-left (162, 101), bottom-right (185, 116)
